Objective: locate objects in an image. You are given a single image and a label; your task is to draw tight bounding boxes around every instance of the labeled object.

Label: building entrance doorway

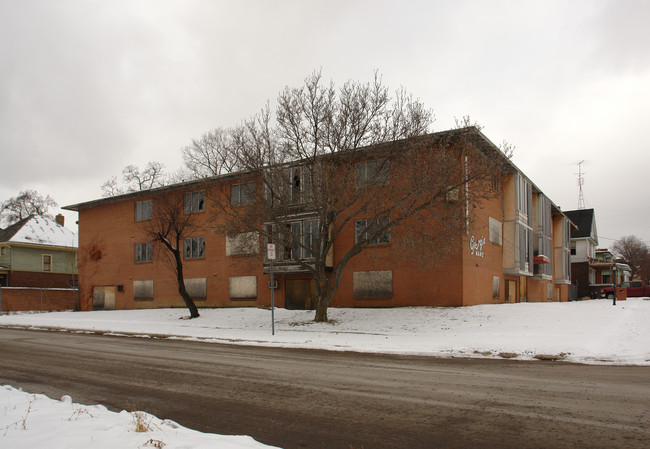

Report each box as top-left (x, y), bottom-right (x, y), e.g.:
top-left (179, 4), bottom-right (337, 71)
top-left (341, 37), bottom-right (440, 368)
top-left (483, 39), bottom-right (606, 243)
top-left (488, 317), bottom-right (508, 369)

top-left (93, 286), bottom-right (116, 310)
top-left (285, 279), bottom-right (315, 310)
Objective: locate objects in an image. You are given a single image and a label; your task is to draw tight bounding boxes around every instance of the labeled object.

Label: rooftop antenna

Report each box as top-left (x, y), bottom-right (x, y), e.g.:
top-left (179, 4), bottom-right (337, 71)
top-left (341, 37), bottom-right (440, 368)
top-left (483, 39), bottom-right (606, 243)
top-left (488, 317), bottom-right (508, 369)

top-left (576, 160), bottom-right (586, 209)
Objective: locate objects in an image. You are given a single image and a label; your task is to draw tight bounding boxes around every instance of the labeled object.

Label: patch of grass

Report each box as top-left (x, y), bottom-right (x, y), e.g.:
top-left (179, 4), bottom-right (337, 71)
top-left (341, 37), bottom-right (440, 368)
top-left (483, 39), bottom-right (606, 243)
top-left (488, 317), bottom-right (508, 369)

top-left (126, 401), bottom-right (156, 433)
top-left (2, 394), bottom-right (36, 436)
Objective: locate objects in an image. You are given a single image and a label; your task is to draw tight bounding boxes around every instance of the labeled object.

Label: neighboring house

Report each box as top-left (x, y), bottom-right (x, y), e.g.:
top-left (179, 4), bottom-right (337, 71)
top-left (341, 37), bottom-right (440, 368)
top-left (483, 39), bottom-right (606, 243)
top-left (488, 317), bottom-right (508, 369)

top-left (564, 209), bottom-right (598, 298)
top-left (64, 127), bottom-right (573, 311)
top-left (0, 214), bottom-right (78, 288)
top-left (591, 249), bottom-right (631, 294)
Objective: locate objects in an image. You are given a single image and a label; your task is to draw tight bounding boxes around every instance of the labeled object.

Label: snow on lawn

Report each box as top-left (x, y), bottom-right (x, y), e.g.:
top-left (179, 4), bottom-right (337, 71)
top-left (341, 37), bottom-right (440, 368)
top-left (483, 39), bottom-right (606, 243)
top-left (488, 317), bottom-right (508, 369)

top-left (2, 299), bottom-right (649, 365)
top-left (0, 385), bottom-right (279, 449)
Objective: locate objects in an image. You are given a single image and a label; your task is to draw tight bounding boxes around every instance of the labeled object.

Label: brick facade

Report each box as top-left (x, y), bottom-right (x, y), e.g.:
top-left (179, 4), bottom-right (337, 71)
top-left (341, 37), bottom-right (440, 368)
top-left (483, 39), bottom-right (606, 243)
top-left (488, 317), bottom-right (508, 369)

top-left (66, 128), bottom-right (572, 311)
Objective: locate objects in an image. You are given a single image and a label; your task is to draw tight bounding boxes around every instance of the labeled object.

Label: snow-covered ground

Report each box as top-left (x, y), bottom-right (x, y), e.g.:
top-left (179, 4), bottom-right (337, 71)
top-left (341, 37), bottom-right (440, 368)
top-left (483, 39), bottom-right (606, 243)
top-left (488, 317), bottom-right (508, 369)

top-left (0, 385), bottom-right (279, 449)
top-left (2, 299), bottom-right (649, 365)
top-left (2, 299), bottom-right (649, 448)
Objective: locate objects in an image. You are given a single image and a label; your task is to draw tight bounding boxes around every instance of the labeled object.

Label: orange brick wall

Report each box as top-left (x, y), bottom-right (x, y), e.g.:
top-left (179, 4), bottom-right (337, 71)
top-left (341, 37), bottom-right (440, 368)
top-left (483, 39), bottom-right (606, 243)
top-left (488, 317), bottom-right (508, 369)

top-left (73, 145), bottom-right (569, 310)
top-left (462, 194), bottom-right (505, 305)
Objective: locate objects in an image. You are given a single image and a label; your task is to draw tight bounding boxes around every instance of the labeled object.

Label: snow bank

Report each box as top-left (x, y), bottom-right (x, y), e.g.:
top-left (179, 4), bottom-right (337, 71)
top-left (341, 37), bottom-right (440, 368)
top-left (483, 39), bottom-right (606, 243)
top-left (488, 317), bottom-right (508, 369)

top-left (2, 299), bottom-right (648, 365)
top-left (0, 385), bottom-right (278, 449)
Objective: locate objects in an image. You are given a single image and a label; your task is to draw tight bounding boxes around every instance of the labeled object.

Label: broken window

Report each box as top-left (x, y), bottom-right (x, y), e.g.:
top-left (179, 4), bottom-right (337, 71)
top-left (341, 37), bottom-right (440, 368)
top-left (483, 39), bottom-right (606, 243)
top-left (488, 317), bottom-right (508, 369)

top-left (184, 191), bottom-right (205, 213)
top-left (184, 236), bottom-right (205, 259)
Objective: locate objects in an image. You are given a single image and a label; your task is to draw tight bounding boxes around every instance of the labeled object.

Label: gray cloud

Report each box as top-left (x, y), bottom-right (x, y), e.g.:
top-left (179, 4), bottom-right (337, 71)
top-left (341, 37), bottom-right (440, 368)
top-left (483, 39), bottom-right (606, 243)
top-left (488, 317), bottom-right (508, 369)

top-left (1, 0), bottom-right (648, 244)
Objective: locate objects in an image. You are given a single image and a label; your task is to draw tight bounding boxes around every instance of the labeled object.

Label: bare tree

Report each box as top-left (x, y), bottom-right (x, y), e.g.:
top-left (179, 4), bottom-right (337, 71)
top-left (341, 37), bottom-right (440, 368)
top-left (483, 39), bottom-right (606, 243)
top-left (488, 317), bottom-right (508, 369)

top-left (145, 192), bottom-right (201, 318)
top-left (454, 115), bottom-right (515, 159)
top-left (1, 190), bottom-right (58, 226)
top-left (213, 71), bottom-right (501, 322)
top-left (181, 128), bottom-right (241, 178)
top-left (101, 162), bottom-right (168, 197)
top-left (613, 235), bottom-right (650, 280)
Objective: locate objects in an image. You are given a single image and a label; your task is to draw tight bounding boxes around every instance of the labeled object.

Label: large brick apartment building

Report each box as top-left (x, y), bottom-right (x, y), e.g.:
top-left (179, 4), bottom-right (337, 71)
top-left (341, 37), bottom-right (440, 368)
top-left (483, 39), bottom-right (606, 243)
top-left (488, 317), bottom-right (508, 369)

top-left (64, 127), bottom-right (573, 311)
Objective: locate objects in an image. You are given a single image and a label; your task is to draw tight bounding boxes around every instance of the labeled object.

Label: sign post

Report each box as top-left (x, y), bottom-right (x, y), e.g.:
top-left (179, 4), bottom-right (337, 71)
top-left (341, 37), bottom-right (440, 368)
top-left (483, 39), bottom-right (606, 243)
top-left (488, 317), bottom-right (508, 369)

top-left (267, 243), bottom-right (276, 335)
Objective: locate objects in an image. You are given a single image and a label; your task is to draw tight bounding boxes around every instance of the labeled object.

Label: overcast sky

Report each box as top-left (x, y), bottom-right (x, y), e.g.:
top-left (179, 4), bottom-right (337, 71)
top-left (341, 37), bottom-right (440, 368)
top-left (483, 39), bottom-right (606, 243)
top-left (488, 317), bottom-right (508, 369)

top-left (1, 0), bottom-right (648, 246)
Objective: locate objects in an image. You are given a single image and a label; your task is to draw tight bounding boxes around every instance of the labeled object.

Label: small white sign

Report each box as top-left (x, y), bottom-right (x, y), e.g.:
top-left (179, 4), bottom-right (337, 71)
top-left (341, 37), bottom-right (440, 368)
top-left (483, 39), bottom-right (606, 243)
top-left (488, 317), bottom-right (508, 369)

top-left (267, 243), bottom-right (276, 260)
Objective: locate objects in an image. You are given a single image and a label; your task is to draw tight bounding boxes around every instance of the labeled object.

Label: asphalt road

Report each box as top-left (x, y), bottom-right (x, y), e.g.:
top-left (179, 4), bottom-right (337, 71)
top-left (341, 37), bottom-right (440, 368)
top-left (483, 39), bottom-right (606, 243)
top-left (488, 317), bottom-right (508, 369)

top-left (0, 327), bottom-right (648, 448)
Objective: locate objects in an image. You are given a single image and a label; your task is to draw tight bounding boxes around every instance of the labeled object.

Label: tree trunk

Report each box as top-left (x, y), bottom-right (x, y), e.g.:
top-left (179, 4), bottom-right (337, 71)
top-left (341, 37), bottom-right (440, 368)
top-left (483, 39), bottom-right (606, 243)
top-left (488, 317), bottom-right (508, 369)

top-left (314, 296), bottom-right (329, 322)
top-left (173, 249), bottom-right (200, 318)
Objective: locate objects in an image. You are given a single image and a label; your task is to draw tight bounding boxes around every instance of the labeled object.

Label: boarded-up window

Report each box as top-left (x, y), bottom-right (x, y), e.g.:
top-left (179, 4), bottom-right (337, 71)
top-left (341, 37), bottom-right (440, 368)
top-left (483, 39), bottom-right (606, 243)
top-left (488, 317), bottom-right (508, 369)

top-left (353, 270), bottom-right (393, 298)
top-left (492, 276), bottom-right (500, 298)
top-left (229, 276), bottom-right (257, 299)
top-left (185, 278), bottom-right (207, 300)
top-left (489, 217), bottom-right (502, 245)
top-left (134, 280), bottom-right (153, 300)
top-left (225, 232), bottom-right (259, 256)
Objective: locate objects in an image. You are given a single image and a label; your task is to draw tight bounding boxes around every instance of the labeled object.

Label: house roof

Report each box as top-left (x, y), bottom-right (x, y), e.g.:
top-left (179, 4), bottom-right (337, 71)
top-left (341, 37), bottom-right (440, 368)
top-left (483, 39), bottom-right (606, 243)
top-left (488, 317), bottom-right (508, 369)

top-left (62, 127), bottom-right (568, 220)
top-left (0, 215), bottom-right (77, 248)
top-left (564, 209), bottom-right (596, 239)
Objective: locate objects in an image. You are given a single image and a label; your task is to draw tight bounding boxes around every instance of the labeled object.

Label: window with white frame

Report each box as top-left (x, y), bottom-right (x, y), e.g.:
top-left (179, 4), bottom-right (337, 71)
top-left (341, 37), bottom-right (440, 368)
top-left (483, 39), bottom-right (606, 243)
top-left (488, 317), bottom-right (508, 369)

top-left (42, 254), bottom-right (52, 272)
top-left (134, 242), bottom-right (152, 263)
top-left (184, 191), bottom-right (205, 213)
top-left (231, 182), bottom-right (256, 206)
top-left (135, 200), bottom-right (153, 221)
top-left (355, 159), bottom-right (389, 188)
top-left (184, 237), bottom-right (205, 259)
top-left (355, 218), bottom-right (390, 245)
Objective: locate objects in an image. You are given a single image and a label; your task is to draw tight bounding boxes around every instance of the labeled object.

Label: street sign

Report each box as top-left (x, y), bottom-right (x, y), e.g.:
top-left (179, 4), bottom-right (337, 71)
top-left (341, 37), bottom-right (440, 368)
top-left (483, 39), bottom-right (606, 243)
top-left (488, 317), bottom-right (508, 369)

top-left (267, 243), bottom-right (276, 260)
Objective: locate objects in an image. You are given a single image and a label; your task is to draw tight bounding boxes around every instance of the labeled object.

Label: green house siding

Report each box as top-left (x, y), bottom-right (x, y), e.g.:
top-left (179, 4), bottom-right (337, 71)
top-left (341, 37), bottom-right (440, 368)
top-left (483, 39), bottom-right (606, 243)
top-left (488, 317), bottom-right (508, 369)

top-left (5, 245), bottom-right (77, 274)
top-left (0, 244), bottom-right (10, 267)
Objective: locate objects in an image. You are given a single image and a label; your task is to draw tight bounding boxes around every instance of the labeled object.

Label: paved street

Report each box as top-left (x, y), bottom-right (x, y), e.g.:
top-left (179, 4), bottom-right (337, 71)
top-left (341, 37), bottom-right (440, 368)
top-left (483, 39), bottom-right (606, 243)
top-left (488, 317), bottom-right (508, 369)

top-left (1, 328), bottom-right (648, 448)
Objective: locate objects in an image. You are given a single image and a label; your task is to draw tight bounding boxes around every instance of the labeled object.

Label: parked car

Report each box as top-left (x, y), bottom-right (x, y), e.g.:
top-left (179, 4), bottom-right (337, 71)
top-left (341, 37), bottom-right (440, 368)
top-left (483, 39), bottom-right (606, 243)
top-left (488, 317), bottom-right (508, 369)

top-left (601, 280), bottom-right (650, 299)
